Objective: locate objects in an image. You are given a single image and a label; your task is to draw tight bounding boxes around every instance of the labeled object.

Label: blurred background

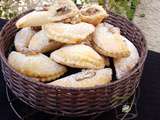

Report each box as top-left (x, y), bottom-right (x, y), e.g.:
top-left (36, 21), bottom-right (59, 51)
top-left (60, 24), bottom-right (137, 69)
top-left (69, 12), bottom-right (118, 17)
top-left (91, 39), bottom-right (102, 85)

top-left (0, 0), bottom-right (139, 20)
top-left (0, 0), bottom-right (160, 52)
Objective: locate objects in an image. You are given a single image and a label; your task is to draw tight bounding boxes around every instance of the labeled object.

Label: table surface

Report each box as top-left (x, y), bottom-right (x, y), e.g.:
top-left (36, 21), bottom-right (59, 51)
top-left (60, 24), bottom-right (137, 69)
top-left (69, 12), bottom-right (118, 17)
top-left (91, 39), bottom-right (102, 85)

top-left (0, 19), bottom-right (160, 120)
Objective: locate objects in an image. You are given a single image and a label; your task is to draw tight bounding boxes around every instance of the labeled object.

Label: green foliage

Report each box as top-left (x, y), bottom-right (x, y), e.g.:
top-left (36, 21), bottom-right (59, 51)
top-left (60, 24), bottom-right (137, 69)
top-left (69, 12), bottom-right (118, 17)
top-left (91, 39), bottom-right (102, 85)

top-left (0, 0), bottom-right (19, 19)
top-left (98, 0), bottom-right (105, 6)
top-left (108, 0), bottom-right (139, 20)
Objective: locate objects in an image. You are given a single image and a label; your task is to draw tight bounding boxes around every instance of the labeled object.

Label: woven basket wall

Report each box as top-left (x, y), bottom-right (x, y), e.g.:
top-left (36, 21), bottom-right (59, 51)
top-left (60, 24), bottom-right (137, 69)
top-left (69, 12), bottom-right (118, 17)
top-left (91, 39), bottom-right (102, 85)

top-left (0, 11), bottom-right (148, 117)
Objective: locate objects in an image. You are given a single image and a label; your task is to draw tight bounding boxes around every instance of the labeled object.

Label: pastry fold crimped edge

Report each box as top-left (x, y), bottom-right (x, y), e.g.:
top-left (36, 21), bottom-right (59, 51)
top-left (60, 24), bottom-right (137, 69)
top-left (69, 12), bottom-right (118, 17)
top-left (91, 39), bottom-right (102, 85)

top-left (92, 23), bottom-right (130, 58)
top-left (51, 52), bottom-right (106, 69)
top-left (50, 44), bottom-right (107, 69)
top-left (92, 39), bottom-right (130, 58)
top-left (42, 22), bottom-right (95, 44)
top-left (32, 71), bottom-right (67, 82)
top-left (8, 52), bottom-right (67, 82)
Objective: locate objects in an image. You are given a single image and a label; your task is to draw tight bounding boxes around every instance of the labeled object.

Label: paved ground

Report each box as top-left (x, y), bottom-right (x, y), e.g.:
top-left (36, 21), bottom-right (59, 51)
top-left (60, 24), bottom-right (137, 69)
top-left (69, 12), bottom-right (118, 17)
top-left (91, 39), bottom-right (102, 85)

top-left (133, 0), bottom-right (160, 53)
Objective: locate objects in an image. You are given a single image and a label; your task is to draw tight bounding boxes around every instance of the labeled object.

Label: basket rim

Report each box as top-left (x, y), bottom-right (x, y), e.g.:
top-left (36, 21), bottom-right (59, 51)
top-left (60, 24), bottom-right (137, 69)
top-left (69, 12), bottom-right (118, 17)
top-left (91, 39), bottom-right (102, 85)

top-left (0, 11), bottom-right (148, 91)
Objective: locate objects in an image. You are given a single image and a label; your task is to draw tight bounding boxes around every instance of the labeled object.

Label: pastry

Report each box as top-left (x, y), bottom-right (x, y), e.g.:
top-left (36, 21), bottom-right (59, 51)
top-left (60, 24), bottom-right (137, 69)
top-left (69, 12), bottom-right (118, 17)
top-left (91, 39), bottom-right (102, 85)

top-left (14, 27), bottom-right (36, 53)
top-left (50, 44), bottom-right (108, 69)
top-left (16, 0), bottom-right (80, 28)
top-left (16, 11), bottom-right (53, 28)
top-left (80, 4), bottom-right (108, 26)
top-left (43, 22), bottom-right (95, 44)
top-left (8, 51), bottom-right (67, 82)
top-left (48, 0), bottom-right (80, 23)
top-left (114, 37), bottom-right (139, 79)
top-left (48, 68), bottom-right (112, 88)
top-left (28, 30), bottom-right (63, 53)
top-left (92, 23), bottom-right (130, 58)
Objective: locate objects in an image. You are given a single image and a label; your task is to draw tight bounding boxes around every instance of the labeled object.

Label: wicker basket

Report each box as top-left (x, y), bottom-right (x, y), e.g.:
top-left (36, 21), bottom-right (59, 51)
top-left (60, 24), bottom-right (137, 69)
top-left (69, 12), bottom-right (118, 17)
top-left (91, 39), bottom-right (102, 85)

top-left (0, 11), bottom-right (147, 117)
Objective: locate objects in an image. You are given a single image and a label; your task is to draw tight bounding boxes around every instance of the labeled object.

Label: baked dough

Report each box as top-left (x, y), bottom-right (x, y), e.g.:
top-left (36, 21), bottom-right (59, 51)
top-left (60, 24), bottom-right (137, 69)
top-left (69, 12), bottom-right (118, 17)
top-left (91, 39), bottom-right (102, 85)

top-left (80, 4), bottom-right (108, 26)
top-left (92, 23), bottom-right (130, 58)
top-left (28, 30), bottom-right (63, 53)
top-left (114, 37), bottom-right (139, 79)
top-left (43, 22), bottom-right (95, 44)
top-left (14, 27), bottom-right (36, 52)
top-left (8, 51), bottom-right (67, 82)
top-left (50, 44), bottom-right (108, 69)
top-left (16, 0), bottom-right (80, 28)
top-left (48, 68), bottom-right (112, 88)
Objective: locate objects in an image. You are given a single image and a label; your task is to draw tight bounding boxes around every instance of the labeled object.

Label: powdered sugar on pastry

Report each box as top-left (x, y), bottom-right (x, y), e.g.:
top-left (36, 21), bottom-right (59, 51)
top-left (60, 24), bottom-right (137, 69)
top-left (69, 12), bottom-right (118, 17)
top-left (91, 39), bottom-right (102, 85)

top-left (14, 27), bottom-right (36, 53)
top-left (28, 30), bottom-right (63, 53)
top-left (16, 0), bottom-right (80, 28)
top-left (48, 68), bottom-right (112, 88)
top-left (93, 23), bottom-right (130, 58)
top-left (50, 44), bottom-right (107, 69)
top-left (43, 22), bottom-right (95, 44)
top-left (8, 51), bottom-right (67, 82)
top-left (114, 37), bottom-right (139, 79)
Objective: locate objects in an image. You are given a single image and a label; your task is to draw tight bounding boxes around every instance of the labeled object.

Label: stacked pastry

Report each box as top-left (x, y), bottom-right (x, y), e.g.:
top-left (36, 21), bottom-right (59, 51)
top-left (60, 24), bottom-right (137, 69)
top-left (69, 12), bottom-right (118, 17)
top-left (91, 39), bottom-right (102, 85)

top-left (8, 0), bottom-right (139, 88)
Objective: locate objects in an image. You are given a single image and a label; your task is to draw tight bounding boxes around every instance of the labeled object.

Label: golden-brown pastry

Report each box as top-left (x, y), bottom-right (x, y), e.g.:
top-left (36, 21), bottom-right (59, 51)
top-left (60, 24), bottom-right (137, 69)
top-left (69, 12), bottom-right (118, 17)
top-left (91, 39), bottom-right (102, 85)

top-left (8, 51), bottom-right (67, 82)
top-left (50, 44), bottom-right (108, 69)
top-left (43, 22), bottom-right (95, 44)
top-left (48, 0), bottom-right (80, 23)
top-left (16, 11), bottom-right (52, 28)
top-left (28, 30), bottom-right (63, 53)
top-left (14, 27), bottom-right (36, 52)
top-left (80, 4), bottom-right (108, 26)
top-left (48, 68), bottom-right (112, 88)
top-left (92, 23), bottom-right (130, 58)
top-left (114, 37), bottom-right (139, 79)
top-left (16, 0), bottom-right (80, 28)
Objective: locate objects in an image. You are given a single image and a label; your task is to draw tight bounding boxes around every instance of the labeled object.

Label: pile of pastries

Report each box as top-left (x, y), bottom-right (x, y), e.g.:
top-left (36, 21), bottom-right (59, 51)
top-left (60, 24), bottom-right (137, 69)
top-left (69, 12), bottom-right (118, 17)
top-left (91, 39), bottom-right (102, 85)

top-left (8, 0), bottom-right (139, 88)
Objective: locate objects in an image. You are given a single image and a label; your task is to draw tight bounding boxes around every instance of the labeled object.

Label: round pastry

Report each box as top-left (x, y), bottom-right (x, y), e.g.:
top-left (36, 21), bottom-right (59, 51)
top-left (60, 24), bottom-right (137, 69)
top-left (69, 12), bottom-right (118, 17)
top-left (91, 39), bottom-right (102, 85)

top-left (50, 44), bottom-right (108, 69)
top-left (80, 4), bottom-right (108, 26)
top-left (92, 23), bottom-right (130, 58)
top-left (48, 68), bottom-right (112, 88)
top-left (114, 36), bottom-right (140, 79)
top-left (14, 27), bottom-right (36, 53)
top-left (28, 30), bottom-right (63, 53)
top-left (8, 51), bottom-right (67, 82)
top-left (43, 22), bottom-right (95, 44)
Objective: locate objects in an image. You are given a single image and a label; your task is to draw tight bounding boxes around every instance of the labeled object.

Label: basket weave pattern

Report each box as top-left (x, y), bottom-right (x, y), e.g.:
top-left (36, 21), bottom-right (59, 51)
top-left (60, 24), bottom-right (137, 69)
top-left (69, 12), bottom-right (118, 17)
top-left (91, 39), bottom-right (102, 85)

top-left (0, 11), bottom-right (147, 116)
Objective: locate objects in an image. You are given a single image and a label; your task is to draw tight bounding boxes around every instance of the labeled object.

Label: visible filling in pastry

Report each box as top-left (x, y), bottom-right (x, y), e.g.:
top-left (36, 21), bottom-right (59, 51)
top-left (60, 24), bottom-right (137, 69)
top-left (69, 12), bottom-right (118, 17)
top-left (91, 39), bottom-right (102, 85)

top-left (80, 4), bottom-right (108, 26)
top-left (82, 8), bottom-right (99, 16)
top-left (31, 26), bottom-right (42, 32)
top-left (75, 70), bottom-right (96, 81)
top-left (56, 6), bottom-right (71, 16)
